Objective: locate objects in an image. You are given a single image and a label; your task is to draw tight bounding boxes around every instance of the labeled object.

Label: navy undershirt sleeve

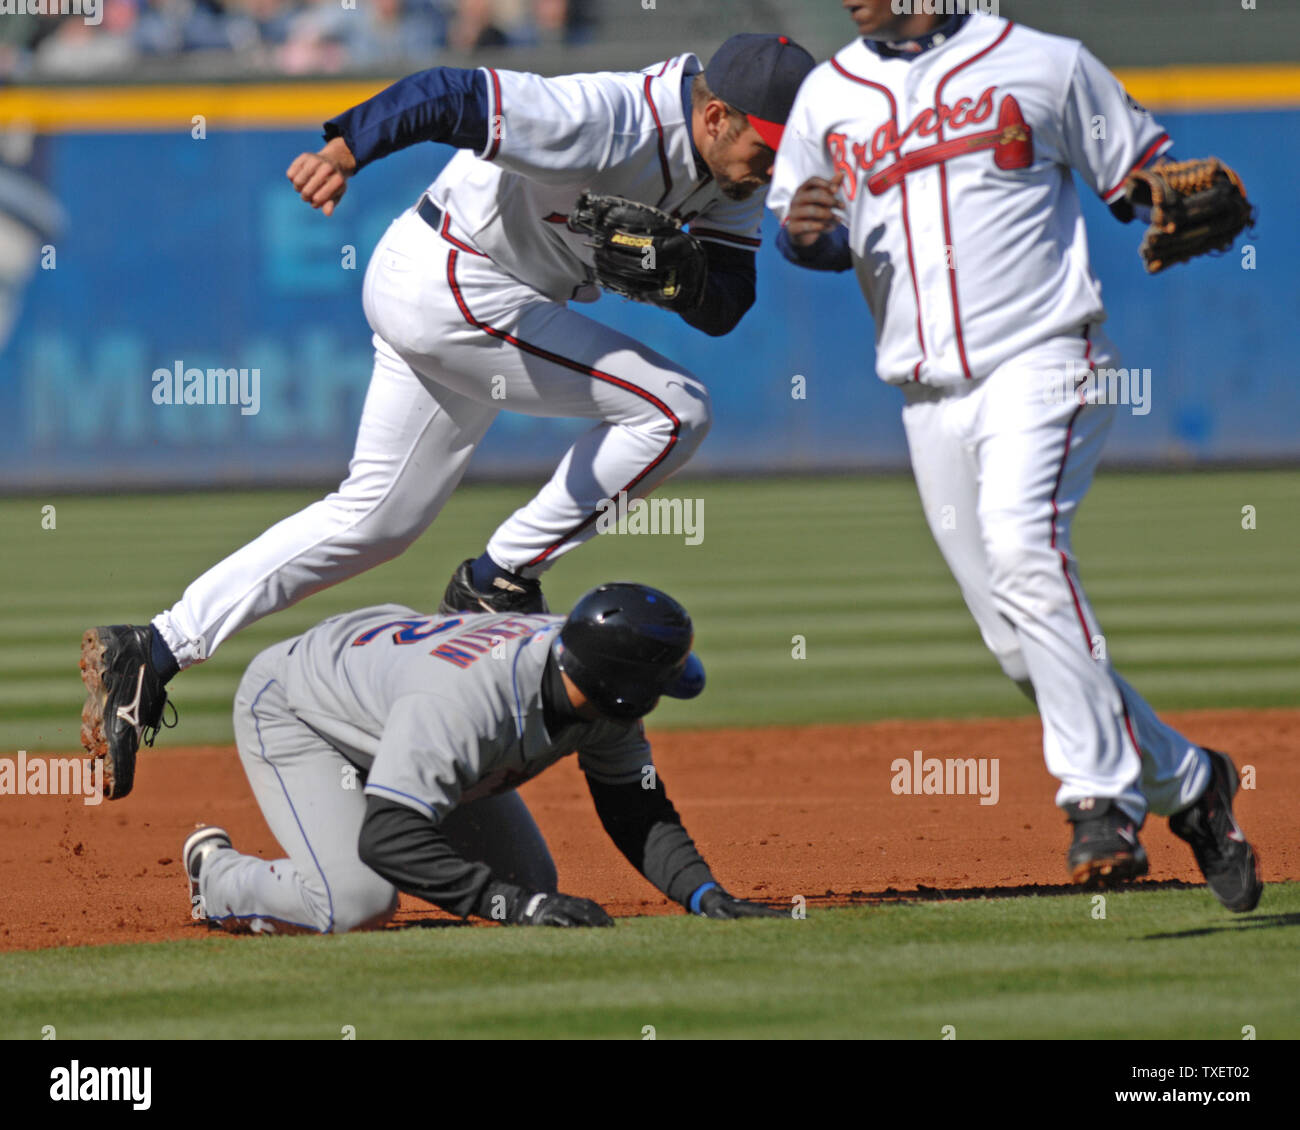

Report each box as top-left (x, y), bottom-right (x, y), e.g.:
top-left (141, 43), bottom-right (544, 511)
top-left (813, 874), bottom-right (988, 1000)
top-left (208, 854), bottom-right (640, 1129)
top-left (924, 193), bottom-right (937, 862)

top-left (323, 67), bottom-right (491, 171)
top-left (585, 775), bottom-right (714, 906)
top-left (776, 223), bottom-right (853, 272)
top-left (680, 242), bottom-right (757, 337)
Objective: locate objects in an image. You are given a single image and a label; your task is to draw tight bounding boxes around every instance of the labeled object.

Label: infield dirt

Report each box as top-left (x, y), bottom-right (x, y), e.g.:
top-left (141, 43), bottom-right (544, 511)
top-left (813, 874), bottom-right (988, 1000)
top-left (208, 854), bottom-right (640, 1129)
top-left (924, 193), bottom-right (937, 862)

top-left (2, 709), bottom-right (1294, 952)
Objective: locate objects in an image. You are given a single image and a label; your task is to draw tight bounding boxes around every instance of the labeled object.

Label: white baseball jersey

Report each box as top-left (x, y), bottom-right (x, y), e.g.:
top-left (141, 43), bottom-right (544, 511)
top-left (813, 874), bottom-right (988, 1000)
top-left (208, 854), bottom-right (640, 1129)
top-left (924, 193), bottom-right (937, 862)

top-left (768, 13), bottom-right (1171, 386)
top-left (427, 55), bottom-right (765, 304)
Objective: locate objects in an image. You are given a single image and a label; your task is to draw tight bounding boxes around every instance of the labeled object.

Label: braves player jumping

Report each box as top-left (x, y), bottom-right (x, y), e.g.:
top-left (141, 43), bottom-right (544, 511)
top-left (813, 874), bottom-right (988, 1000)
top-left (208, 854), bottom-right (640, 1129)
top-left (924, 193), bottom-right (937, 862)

top-left (182, 583), bottom-right (784, 932)
top-left (80, 34), bottom-right (815, 799)
top-left (769, 1), bottom-right (1261, 910)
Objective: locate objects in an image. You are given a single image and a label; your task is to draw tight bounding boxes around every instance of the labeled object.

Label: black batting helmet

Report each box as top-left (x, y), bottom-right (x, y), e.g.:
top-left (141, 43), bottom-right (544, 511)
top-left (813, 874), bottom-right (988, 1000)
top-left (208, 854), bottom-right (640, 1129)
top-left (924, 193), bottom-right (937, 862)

top-left (552, 583), bottom-right (706, 721)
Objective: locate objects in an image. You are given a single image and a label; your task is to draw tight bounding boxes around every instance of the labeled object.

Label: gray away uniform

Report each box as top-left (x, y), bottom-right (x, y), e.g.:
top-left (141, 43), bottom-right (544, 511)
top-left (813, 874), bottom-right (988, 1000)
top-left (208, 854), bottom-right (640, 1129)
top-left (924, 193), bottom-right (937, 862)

top-left (199, 604), bottom-right (714, 933)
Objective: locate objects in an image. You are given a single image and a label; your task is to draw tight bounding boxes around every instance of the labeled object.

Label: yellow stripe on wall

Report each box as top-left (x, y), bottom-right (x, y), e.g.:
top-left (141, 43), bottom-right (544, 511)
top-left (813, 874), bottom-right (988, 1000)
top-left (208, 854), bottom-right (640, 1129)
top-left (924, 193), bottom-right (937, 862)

top-left (1, 64), bottom-right (1298, 133)
top-left (0, 81), bottom-right (394, 132)
top-left (1119, 64), bottom-right (1300, 111)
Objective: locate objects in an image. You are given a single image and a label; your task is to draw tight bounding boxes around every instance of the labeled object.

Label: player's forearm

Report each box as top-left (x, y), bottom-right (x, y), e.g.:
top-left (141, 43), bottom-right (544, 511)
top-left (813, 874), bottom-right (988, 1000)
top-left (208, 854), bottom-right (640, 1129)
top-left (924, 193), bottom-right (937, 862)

top-left (358, 795), bottom-right (495, 918)
top-left (323, 67), bottom-right (491, 172)
top-left (1109, 151), bottom-right (1177, 224)
top-left (678, 243), bottom-right (756, 337)
top-left (776, 223), bottom-right (853, 272)
top-left (586, 776), bottom-right (714, 906)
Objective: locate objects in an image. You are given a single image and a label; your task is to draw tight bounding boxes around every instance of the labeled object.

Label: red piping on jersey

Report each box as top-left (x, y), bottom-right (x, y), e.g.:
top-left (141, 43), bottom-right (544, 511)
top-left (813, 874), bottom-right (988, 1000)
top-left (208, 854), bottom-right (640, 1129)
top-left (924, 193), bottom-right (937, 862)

top-left (689, 226), bottom-right (761, 247)
top-left (831, 56), bottom-right (928, 382)
top-left (656, 58), bottom-right (673, 77)
top-left (933, 21), bottom-right (1015, 381)
top-left (643, 75), bottom-right (673, 206)
top-left (439, 211), bottom-right (488, 257)
top-left (484, 68), bottom-right (504, 161)
top-left (1102, 132), bottom-right (1171, 201)
top-left (444, 248), bottom-right (682, 566)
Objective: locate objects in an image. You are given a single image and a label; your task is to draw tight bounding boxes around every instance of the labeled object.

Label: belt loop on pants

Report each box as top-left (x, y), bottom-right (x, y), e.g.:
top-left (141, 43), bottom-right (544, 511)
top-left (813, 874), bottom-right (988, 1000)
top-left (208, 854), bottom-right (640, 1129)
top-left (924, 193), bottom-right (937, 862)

top-left (416, 195), bottom-right (488, 258)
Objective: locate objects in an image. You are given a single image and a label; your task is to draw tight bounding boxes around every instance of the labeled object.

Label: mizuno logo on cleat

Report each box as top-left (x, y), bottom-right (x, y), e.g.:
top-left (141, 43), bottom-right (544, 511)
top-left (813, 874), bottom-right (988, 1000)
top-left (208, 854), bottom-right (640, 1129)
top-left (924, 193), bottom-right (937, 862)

top-left (115, 666), bottom-right (146, 734)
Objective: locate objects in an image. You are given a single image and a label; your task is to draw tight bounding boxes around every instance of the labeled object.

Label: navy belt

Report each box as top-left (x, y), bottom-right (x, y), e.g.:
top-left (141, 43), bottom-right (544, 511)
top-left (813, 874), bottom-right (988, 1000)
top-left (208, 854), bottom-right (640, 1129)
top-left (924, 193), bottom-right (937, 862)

top-left (417, 195), bottom-right (443, 232)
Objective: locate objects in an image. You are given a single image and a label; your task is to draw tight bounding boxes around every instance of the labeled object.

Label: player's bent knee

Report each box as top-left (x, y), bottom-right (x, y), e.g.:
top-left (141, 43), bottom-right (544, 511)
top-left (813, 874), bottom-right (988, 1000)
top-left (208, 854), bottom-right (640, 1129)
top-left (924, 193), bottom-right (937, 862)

top-left (984, 539), bottom-right (1059, 595)
top-left (317, 470), bottom-right (440, 559)
top-left (653, 387), bottom-right (712, 469)
top-left (318, 495), bottom-right (430, 562)
top-left (995, 649), bottom-right (1031, 684)
top-left (343, 890), bottom-right (400, 934)
top-left (327, 880), bottom-right (400, 935)
top-left (672, 383), bottom-right (713, 442)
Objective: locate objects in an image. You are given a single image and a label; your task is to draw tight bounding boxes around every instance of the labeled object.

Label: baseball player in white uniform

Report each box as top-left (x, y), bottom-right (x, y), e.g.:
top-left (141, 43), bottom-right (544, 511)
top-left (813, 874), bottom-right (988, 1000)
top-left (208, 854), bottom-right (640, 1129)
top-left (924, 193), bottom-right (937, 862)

top-left (181, 583), bottom-right (785, 932)
top-left (768, 2), bottom-right (1261, 911)
top-left (80, 34), bottom-right (816, 799)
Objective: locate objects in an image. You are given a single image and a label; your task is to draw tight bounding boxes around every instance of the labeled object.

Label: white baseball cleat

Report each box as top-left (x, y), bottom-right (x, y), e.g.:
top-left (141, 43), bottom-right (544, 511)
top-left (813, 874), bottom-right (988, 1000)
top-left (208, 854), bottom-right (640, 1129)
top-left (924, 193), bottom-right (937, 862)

top-left (183, 825), bottom-right (232, 923)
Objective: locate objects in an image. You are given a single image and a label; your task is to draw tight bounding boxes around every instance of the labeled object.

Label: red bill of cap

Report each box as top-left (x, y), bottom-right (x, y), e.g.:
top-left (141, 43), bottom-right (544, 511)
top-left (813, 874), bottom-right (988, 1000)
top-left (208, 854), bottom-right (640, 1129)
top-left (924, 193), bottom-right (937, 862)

top-left (747, 113), bottom-right (784, 150)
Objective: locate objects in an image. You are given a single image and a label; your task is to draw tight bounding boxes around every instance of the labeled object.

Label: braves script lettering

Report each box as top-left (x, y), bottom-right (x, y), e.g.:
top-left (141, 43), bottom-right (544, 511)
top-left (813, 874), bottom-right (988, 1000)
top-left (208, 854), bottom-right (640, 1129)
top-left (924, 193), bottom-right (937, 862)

top-left (828, 86), bottom-right (1032, 198)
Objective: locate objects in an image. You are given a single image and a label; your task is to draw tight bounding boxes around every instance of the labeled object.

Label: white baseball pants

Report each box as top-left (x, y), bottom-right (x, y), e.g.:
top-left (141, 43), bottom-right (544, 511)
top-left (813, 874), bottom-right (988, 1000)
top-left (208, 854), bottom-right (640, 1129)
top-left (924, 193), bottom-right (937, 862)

top-left (197, 639), bottom-right (558, 934)
top-left (155, 204), bottom-right (711, 667)
top-left (901, 329), bottom-right (1210, 821)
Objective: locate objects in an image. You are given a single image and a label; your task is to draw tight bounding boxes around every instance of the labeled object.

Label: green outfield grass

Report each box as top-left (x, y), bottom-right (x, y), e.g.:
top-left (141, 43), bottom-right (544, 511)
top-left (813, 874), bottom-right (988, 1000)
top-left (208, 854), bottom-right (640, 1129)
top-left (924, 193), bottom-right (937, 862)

top-left (2, 470), bottom-right (1297, 750)
top-left (1, 885), bottom-right (1296, 1040)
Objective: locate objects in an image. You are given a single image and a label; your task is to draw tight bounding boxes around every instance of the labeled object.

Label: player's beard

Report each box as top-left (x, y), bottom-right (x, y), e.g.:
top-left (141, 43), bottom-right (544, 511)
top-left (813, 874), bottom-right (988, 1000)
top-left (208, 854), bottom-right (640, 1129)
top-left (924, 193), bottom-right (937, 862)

top-left (717, 174), bottom-right (762, 201)
top-left (709, 117), bottom-right (766, 200)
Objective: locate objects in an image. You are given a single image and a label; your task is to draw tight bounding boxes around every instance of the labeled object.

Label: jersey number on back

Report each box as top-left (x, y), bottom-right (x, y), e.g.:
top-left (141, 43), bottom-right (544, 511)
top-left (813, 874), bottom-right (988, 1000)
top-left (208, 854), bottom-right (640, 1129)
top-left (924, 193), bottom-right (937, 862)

top-left (350, 618), bottom-right (464, 647)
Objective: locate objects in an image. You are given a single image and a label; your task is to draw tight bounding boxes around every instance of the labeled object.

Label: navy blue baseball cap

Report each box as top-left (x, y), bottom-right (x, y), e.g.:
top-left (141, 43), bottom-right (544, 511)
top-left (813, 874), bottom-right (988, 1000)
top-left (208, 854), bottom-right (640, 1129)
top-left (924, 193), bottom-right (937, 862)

top-left (704, 33), bottom-right (815, 150)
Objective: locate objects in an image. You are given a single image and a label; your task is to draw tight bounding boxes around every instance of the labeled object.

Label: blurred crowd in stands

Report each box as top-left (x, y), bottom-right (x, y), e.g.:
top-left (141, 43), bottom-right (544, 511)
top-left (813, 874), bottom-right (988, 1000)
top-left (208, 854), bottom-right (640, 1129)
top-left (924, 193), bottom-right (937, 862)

top-left (0, 0), bottom-right (597, 77)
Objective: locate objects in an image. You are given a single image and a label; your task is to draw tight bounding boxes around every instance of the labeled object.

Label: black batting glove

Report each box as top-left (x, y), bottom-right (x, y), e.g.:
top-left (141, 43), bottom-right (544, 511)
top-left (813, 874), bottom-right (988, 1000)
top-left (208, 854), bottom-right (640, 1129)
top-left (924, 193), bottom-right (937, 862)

top-left (474, 881), bottom-right (612, 926)
top-left (694, 884), bottom-right (787, 919)
top-left (515, 891), bottom-right (614, 927)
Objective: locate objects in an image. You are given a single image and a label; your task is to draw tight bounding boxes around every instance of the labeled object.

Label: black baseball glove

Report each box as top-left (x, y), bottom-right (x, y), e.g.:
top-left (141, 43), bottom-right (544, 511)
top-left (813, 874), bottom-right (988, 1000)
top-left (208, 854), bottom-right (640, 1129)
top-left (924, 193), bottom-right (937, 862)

top-left (695, 886), bottom-right (786, 919)
top-left (1124, 157), bottom-right (1256, 274)
top-left (568, 191), bottom-right (707, 311)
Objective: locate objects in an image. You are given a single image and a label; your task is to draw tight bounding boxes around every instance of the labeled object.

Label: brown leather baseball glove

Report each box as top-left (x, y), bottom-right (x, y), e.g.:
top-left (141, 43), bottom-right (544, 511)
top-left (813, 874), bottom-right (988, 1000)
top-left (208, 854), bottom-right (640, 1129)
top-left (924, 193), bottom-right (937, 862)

top-left (1125, 157), bottom-right (1256, 274)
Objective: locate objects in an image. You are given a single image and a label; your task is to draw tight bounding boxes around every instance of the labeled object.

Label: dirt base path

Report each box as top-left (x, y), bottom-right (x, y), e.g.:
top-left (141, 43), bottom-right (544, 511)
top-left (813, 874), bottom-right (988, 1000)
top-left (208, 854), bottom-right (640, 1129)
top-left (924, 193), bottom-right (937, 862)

top-left (3, 710), bottom-right (1294, 951)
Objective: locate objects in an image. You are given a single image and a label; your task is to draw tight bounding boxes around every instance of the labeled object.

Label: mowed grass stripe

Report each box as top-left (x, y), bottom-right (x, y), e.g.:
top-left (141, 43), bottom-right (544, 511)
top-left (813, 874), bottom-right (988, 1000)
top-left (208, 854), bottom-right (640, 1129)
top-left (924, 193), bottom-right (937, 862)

top-left (11, 601), bottom-right (1300, 666)
top-left (3, 470), bottom-right (1298, 749)
top-left (0, 887), bottom-right (1295, 1039)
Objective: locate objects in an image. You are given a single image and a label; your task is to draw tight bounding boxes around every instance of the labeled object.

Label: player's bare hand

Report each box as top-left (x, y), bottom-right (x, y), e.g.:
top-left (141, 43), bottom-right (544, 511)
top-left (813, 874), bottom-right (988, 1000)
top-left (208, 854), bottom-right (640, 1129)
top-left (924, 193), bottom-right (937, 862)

top-left (695, 885), bottom-right (787, 919)
top-left (286, 137), bottom-right (357, 217)
top-left (516, 891), bottom-right (614, 927)
top-left (785, 171), bottom-right (845, 247)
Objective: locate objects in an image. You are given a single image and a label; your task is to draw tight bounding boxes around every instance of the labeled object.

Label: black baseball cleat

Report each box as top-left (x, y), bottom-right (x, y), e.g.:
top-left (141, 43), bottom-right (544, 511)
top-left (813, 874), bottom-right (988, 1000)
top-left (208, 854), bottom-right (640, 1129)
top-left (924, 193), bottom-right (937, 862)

top-left (79, 625), bottom-right (174, 800)
top-left (1169, 750), bottom-right (1263, 913)
top-left (438, 559), bottom-right (549, 615)
top-left (1065, 798), bottom-right (1149, 887)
